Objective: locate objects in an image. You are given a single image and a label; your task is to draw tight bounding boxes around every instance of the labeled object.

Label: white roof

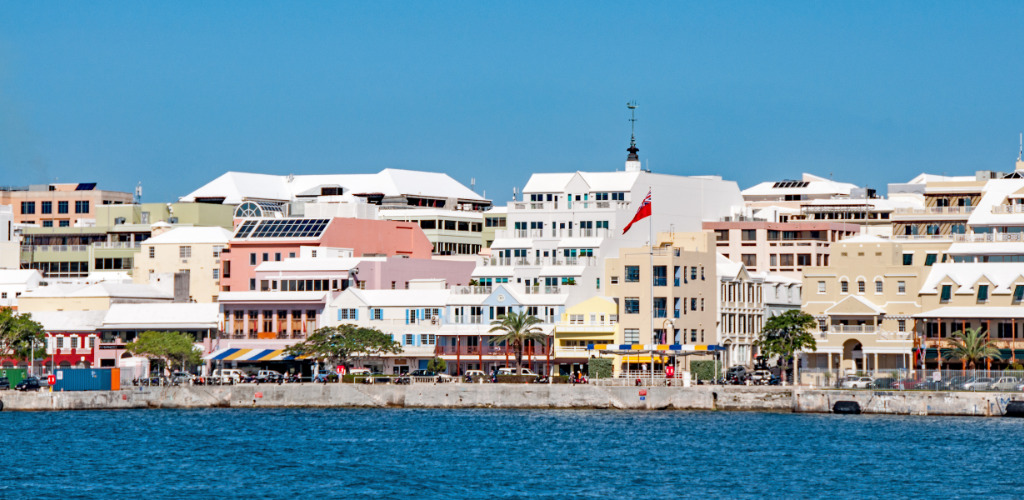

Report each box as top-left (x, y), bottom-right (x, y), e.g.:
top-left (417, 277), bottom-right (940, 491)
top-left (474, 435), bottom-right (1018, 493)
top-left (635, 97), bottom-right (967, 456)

top-left (967, 178), bottom-right (1024, 226)
top-left (20, 282), bottom-right (172, 300)
top-left (144, 226), bottom-right (232, 245)
top-left (919, 262), bottom-right (1024, 294)
top-left (218, 291), bottom-right (327, 302)
top-left (522, 171), bottom-right (644, 193)
top-left (101, 303), bottom-right (220, 329)
top-left (742, 173), bottom-right (858, 197)
top-left (905, 173), bottom-right (977, 184)
top-left (946, 242), bottom-right (1024, 255)
top-left (180, 169), bottom-right (488, 205)
top-left (379, 208), bottom-right (483, 220)
top-left (31, 310), bottom-right (107, 331)
top-left (715, 254), bottom-right (743, 279)
top-left (838, 234), bottom-right (889, 244)
top-left (345, 289), bottom-right (451, 307)
top-left (0, 269), bottom-right (42, 285)
top-left (255, 257), bottom-right (375, 273)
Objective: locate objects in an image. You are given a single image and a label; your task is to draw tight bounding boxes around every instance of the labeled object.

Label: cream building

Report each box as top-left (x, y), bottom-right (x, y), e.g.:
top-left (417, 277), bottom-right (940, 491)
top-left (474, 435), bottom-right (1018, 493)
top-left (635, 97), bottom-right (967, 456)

top-left (133, 226), bottom-right (232, 303)
top-left (603, 232), bottom-right (719, 375)
top-left (800, 235), bottom-right (951, 378)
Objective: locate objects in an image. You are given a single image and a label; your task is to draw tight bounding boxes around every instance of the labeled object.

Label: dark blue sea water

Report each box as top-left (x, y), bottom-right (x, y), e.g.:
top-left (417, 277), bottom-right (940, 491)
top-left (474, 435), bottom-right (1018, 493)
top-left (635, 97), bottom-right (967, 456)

top-left (0, 408), bottom-right (1021, 499)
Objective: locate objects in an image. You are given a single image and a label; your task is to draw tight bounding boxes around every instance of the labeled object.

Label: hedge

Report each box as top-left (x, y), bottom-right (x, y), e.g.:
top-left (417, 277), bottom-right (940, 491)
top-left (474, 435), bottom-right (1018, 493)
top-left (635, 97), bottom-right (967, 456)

top-left (496, 375), bottom-right (537, 384)
top-left (690, 360), bottom-right (723, 381)
top-left (588, 358), bottom-right (613, 379)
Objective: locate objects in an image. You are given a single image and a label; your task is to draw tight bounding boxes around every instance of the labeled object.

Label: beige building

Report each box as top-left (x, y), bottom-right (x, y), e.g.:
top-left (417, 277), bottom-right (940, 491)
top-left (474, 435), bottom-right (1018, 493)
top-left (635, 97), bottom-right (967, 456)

top-left (18, 282), bottom-right (173, 313)
top-left (603, 232), bottom-right (718, 375)
top-left (800, 235), bottom-right (951, 376)
top-left (133, 225), bottom-right (232, 303)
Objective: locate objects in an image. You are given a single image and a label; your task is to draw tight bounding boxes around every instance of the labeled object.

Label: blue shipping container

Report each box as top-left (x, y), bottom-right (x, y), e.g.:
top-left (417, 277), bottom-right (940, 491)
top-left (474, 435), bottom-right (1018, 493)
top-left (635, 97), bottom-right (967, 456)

top-left (53, 368), bottom-right (113, 392)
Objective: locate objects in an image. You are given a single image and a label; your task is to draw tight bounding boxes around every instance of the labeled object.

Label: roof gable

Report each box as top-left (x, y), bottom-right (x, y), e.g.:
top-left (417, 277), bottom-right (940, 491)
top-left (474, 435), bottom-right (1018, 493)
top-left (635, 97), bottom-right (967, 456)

top-left (824, 295), bottom-right (886, 316)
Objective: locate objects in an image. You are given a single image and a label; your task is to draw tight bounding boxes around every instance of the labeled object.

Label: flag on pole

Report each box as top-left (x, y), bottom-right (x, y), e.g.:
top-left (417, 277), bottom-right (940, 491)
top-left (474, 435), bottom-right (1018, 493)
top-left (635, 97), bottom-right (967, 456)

top-left (622, 190), bottom-right (652, 234)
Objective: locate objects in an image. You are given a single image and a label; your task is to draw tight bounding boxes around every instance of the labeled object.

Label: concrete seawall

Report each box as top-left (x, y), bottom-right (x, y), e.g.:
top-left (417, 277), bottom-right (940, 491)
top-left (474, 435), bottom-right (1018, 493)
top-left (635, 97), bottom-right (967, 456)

top-left (0, 384), bottom-right (1020, 416)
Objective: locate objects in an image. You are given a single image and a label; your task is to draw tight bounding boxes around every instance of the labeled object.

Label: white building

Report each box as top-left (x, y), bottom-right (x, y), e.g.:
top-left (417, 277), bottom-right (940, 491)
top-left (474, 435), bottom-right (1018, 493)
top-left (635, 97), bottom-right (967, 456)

top-left (0, 206), bottom-right (17, 269)
top-left (0, 269), bottom-right (42, 309)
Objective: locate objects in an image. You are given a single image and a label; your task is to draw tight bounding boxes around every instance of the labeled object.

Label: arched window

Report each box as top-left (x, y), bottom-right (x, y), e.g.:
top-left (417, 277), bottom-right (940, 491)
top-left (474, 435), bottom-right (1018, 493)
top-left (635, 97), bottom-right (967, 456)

top-left (840, 280), bottom-right (849, 294)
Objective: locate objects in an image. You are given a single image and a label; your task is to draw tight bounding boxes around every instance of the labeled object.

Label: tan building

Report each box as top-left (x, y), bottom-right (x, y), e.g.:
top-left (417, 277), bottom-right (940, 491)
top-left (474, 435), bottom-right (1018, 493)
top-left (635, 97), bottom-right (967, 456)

top-left (18, 282), bottom-right (173, 313)
top-left (1, 182), bottom-right (133, 227)
top-left (800, 235), bottom-right (951, 378)
top-left (603, 232), bottom-right (718, 375)
top-left (133, 226), bottom-right (232, 303)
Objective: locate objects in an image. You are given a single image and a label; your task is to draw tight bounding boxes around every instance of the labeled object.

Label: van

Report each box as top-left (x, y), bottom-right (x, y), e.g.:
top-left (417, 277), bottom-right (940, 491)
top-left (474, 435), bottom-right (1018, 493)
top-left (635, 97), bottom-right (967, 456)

top-left (212, 369), bottom-right (246, 384)
top-left (348, 368), bottom-right (372, 376)
top-left (497, 367), bottom-right (538, 376)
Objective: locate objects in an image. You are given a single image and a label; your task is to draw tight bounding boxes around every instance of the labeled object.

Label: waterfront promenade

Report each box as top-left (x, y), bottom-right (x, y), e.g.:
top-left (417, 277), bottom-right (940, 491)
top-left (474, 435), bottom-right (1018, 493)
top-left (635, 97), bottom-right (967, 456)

top-left (1, 384), bottom-right (1019, 416)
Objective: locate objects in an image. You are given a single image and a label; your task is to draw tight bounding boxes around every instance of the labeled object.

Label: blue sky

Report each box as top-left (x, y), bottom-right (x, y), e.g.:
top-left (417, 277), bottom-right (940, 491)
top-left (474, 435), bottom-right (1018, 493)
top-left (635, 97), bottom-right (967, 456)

top-left (2, 2), bottom-right (1023, 203)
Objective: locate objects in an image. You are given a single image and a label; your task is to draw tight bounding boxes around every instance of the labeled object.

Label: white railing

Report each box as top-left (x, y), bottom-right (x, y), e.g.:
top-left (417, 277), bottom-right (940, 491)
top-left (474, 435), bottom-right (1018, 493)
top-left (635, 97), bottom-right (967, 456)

top-left (93, 242), bottom-right (142, 249)
top-left (952, 232), bottom-right (1024, 243)
top-left (889, 234), bottom-right (953, 241)
top-left (451, 286), bottom-right (493, 295)
top-left (893, 206), bottom-right (975, 216)
top-left (21, 245), bottom-right (88, 253)
top-left (830, 325), bottom-right (878, 334)
top-left (989, 204), bottom-right (1024, 214)
top-left (555, 323), bottom-right (617, 332)
top-left (523, 286), bottom-right (563, 294)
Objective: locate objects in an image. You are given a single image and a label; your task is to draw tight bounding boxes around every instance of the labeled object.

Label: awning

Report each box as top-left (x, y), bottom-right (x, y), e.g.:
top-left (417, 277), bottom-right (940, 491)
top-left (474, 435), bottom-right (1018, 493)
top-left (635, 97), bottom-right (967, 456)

top-left (588, 343), bottom-right (725, 352)
top-left (202, 348), bottom-right (307, 361)
top-left (913, 307), bottom-right (1024, 319)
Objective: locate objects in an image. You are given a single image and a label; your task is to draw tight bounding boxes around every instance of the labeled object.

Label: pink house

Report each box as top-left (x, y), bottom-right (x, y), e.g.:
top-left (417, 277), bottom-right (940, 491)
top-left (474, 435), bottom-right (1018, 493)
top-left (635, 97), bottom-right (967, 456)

top-left (220, 217), bottom-right (433, 293)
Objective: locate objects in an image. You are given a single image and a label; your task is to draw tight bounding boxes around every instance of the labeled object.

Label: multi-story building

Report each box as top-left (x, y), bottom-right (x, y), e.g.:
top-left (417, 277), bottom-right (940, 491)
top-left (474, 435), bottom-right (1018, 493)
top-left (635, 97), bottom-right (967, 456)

top-left (602, 232), bottom-right (719, 375)
top-left (742, 173), bottom-right (859, 204)
top-left (133, 225), bottom-right (233, 303)
top-left (888, 173), bottom-right (988, 237)
top-left (481, 207), bottom-right (507, 250)
top-left (0, 269), bottom-right (42, 309)
top-left (377, 208), bottom-right (484, 256)
top-left (551, 296), bottom-right (618, 375)
top-left (702, 219), bottom-right (861, 278)
top-left (0, 182), bottom-right (133, 227)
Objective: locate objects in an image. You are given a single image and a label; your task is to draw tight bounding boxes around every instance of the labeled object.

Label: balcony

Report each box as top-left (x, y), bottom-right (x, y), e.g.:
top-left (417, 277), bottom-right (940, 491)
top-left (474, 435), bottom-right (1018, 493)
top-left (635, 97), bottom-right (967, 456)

top-left (952, 232), bottom-right (1024, 243)
top-left (892, 206), bottom-right (975, 220)
top-left (829, 325), bottom-right (878, 334)
top-left (451, 286), bottom-right (493, 295)
top-left (555, 322), bottom-right (617, 333)
top-left (523, 286), bottom-right (563, 294)
top-left (435, 344), bottom-right (550, 356)
top-left (451, 316), bottom-right (484, 324)
top-left (92, 241), bottom-right (142, 249)
top-left (990, 204), bottom-right (1024, 215)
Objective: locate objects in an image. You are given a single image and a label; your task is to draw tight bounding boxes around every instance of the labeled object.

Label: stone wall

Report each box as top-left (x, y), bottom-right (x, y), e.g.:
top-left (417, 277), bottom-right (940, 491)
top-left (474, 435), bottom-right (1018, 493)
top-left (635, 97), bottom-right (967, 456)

top-left (0, 384), bottom-right (1019, 417)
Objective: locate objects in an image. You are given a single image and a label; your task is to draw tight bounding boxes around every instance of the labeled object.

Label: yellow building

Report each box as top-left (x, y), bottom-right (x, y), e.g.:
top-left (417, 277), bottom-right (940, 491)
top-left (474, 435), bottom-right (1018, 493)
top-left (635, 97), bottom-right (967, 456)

top-left (552, 296), bottom-right (618, 374)
top-left (603, 232), bottom-right (719, 376)
top-left (133, 225), bottom-right (232, 303)
top-left (801, 235), bottom-right (950, 378)
top-left (18, 282), bottom-right (173, 313)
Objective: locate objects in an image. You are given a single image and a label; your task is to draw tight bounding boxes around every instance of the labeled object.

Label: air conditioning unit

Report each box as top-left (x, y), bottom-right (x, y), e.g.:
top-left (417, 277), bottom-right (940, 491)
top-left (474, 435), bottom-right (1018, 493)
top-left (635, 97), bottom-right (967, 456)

top-left (114, 217), bottom-right (126, 225)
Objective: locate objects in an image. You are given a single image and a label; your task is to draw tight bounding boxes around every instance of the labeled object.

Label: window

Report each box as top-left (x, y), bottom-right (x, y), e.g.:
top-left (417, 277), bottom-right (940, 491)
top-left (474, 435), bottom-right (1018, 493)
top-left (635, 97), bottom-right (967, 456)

top-left (741, 229), bottom-right (756, 241)
top-left (213, 246), bottom-right (224, 258)
top-left (741, 254), bottom-right (756, 267)
top-left (275, 253), bottom-right (282, 261)
top-left (902, 253), bottom-right (913, 266)
top-left (940, 284), bottom-right (952, 303)
top-left (978, 284), bottom-right (989, 302)
top-left (338, 308), bottom-right (358, 320)
top-left (404, 334), bottom-right (415, 346)
top-left (250, 253), bottom-right (257, 266)
top-left (817, 281), bottom-right (825, 294)
top-left (780, 254), bottom-right (794, 267)
top-left (797, 254), bottom-right (811, 266)
top-left (179, 246), bottom-right (192, 258)
top-left (653, 297), bottom-right (667, 318)
top-left (371, 308), bottom-right (383, 320)
top-left (857, 280), bottom-right (865, 294)
top-left (1014, 285), bottom-right (1024, 303)
top-left (653, 266), bottom-right (667, 286)
top-left (262, 253), bottom-right (269, 262)
top-left (20, 202), bottom-right (35, 214)
top-left (42, 221), bottom-right (53, 227)
top-left (149, 247), bottom-right (155, 258)
top-left (58, 220), bottom-right (69, 227)
top-left (818, 319), bottom-right (827, 332)
top-left (75, 200), bottom-right (89, 214)
top-left (624, 329), bottom-right (640, 344)
top-left (715, 229), bottom-right (729, 241)
top-left (690, 330), bottom-right (698, 343)
top-left (875, 280), bottom-right (883, 294)
top-left (898, 320), bottom-right (906, 332)
top-left (840, 280), bottom-right (849, 294)
top-left (924, 254), bottom-right (937, 266)
top-left (420, 334), bottom-right (436, 345)
top-left (41, 201), bottom-right (52, 214)
top-left (58, 201), bottom-right (68, 214)
top-left (56, 337), bottom-right (64, 349)
top-left (897, 281), bottom-right (906, 295)
top-left (213, 268), bottom-right (220, 280)
top-left (610, 276), bottom-right (618, 284)
top-left (625, 266), bottom-right (640, 282)
top-left (249, 278), bottom-right (256, 291)
top-left (624, 298), bottom-right (640, 314)
top-left (690, 298), bottom-right (697, 311)
top-left (690, 267), bottom-right (697, 280)
top-left (770, 254), bottom-right (778, 267)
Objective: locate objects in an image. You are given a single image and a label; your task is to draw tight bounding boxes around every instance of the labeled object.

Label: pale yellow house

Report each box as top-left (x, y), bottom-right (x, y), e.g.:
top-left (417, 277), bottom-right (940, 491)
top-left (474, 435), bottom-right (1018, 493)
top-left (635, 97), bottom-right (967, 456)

top-left (133, 225), bottom-right (232, 303)
top-left (603, 231), bottom-right (719, 375)
top-left (552, 296), bottom-right (618, 372)
top-left (801, 235), bottom-right (951, 376)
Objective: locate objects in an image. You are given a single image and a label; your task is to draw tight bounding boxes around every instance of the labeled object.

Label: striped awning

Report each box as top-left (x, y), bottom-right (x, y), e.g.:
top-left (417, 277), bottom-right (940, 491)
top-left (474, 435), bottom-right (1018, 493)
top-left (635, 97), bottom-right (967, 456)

top-left (202, 348), bottom-right (306, 361)
top-left (587, 343), bottom-right (725, 352)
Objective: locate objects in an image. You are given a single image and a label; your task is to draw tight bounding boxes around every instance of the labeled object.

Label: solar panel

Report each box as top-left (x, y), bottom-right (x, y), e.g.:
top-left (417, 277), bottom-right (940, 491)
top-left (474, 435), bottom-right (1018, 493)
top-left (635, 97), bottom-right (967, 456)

top-left (772, 180), bottom-right (809, 189)
top-left (240, 218), bottom-right (330, 239)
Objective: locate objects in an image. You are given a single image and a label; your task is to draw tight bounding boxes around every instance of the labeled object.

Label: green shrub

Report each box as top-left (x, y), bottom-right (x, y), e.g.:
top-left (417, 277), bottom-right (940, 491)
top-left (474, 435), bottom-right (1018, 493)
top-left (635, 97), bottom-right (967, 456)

top-left (427, 357), bottom-right (447, 373)
top-left (690, 360), bottom-right (722, 381)
top-left (588, 358), bottom-right (613, 379)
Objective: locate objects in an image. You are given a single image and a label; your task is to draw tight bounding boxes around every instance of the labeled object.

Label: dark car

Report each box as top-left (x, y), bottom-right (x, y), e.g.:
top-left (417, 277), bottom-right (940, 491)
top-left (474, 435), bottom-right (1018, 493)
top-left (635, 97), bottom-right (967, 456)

top-left (870, 378), bottom-right (896, 389)
top-left (15, 377), bottom-right (41, 391)
top-left (0, 376), bottom-right (9, 390)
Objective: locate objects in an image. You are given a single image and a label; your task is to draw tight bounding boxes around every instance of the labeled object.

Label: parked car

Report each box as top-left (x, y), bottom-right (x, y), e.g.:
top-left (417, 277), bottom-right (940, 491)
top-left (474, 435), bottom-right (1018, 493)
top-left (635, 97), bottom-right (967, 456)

top-left (726, 365), bottom-right (749, 383)
top-left (348, 368), bottom-right (372, 376)
top-left (170, 372), bottom-right (194, 385)
top-left (256, 370), bottom-right (283, 383)
top-left (464, 370), bottom-right (486, 378)
top-left (990, 377), bottom-right (1020, 391)
top-left (962, 377), bottom-right (996, 391)
top-left (841, 376), bottom-right (873, 389)
top-left (497, 367), bottom-right (538, 376)
top-left (0, 376), bottom-right (9, 390)
top-left (15, 377), bottom-right (41, 391)
top-left (212, 369), bottom-right (246, 384)
top-left (870, 377), bottom-right (896, 389)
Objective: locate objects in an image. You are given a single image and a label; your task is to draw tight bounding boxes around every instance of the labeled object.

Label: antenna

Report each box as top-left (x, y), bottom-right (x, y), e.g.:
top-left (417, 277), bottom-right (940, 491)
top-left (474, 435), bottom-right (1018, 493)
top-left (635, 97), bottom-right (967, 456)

top-left (627, 100), bottom-right (638, 137)
top-left (1019, 133), bottom-right (1022, 162)
top-left (471, 177), bottom-right (476, 192)
top-left (134, 182), bottom-right (143, 204)
top-left (512, 186), bottom-right (517, 202)
top-left (625, 100), bottom-right (640, 165)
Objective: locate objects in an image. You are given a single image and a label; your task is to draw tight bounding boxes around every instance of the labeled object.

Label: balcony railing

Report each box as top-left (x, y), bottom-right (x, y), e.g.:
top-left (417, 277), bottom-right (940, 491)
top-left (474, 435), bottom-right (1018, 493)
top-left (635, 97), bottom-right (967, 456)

top-left (92, 242), bottom-right (142, 249)
top-left (21, 245), bottom-right (88, 253)
top-left (829, 325), bottom-right (878, 334)
top-left (435, 345), bottom-right (550, 356)
top-left (987, 204), bottom-right (1024, 215)
top-left (893, 206), bottom-right (976, 216)
top-left (952, 232), bottom-right (1024, 243)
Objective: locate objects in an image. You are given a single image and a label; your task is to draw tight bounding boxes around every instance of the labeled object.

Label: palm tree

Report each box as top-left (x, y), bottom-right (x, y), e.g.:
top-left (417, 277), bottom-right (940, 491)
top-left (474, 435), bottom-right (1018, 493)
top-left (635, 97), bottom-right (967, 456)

top-left (488, 310), bottom-right (547, 375)
top-left (943, 327), bottom-right (1002, 370)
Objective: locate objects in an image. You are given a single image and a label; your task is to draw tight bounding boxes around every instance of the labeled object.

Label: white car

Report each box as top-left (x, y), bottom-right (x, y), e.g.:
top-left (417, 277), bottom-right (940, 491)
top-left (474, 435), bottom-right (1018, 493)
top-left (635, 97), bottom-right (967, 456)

top-left (497, 367), bottom-right (538, 376)
top-left (212, 368), bottom-right (245, 384)
top-left (464, 370), bottom-right (487, 377)
top-left (348, 368), bottom-right (372, 376)
top-left (962, 377), bottom-right (996, 391)
top-left (840, 376), bottom-right (873, 389)
top-left (990, 377), bottom-right (1020, 391)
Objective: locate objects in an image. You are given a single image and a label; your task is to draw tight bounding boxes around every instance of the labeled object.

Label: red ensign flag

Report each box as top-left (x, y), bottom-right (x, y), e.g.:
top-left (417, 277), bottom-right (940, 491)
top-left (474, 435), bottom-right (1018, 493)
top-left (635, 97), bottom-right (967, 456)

top-left (622, 190), bottom-right (652, 234)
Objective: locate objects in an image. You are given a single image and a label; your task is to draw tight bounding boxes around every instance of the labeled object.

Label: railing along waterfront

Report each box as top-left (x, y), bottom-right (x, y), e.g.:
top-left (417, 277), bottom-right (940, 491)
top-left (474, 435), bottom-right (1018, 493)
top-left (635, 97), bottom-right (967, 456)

top-left (799, 368), bottom-right (1024, 392)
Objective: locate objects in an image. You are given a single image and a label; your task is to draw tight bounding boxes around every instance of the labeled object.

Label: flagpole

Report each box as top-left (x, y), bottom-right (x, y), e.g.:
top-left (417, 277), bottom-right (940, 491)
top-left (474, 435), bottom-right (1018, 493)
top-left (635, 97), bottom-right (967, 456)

top-left (649, 185), bottom-right (654, 385)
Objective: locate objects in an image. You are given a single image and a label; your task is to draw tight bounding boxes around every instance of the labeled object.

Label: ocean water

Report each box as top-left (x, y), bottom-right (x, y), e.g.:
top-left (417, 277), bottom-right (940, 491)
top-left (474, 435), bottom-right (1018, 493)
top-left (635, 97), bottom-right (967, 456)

top-left (0, 408), bottom-right (1021, 499)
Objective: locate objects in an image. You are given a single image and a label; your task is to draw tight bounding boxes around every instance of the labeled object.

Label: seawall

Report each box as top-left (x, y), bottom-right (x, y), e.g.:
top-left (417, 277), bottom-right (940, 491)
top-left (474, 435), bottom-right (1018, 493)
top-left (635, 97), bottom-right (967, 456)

top-left (0, 384), bottom-right (1019, 416)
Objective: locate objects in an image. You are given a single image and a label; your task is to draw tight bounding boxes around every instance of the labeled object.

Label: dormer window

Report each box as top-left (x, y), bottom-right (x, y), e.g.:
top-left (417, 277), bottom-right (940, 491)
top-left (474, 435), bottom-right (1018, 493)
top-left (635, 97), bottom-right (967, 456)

top-left (977, 285), bottom-right (989, 303)
top-left (940, 285), bottom-right (952, 303)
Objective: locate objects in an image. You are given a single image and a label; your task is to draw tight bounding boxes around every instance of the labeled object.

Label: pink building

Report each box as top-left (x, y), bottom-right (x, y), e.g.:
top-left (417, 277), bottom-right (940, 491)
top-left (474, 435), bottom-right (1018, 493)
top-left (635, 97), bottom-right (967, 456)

top-left (702, 221), bottom-right (861, 278)
top-left (352, 257), bottom-right (474, 290)
top-left (220, 217), bottom-right (433, 293)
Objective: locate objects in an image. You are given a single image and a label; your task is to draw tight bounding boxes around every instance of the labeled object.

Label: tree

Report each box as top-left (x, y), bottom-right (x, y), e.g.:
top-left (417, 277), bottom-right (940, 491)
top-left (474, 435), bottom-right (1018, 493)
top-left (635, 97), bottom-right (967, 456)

top-left (488, 310), bottom-right (547, 375)
top-left (943, 327), bottom-right (1002, 370)
top-left (427, 357), bottom-right (447, 373)
top-left (754, 309), bottom-right (817, 384)
top-left (126, 330), bottom-right (202, 376)
top-left (285, 325), bottom-right (402, 378)
top-left (0, 308), bottom-right (45, 363)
